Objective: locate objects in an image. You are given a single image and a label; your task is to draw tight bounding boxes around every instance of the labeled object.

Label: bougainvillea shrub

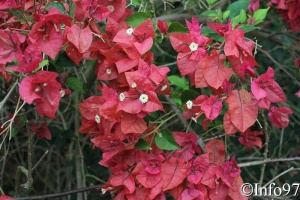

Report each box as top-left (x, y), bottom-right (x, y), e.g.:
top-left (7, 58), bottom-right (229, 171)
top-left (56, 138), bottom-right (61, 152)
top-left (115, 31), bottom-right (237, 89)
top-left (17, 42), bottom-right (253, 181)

top-left (0, 0), bottom-right (299, 199)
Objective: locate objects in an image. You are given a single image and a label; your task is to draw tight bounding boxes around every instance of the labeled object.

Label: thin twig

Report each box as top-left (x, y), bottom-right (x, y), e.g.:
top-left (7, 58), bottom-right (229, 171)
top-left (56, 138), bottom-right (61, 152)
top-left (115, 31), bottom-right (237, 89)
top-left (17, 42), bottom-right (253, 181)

top-left (257, 48), bottom-right (300, 86)
top-left (0, 81), bottom-right (18, 111)
top-left (238, 157), bottom-right (300, 167)
top-left (259, 112), bottom-right (269, 185)
top-left (14, 185), bottom-right (103, 200)
top-left (263, 167), bottom-right (300, 188)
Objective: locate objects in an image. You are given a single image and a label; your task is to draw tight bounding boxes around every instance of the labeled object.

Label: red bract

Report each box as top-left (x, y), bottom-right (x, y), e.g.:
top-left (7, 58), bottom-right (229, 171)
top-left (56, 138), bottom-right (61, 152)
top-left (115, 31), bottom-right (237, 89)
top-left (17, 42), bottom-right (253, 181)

top-left (0, 195), bottom-right (13, 200)
top-left (65, 25), bottom-right (93, 54)
top-left (113, 19), bottom-right (155, 68)
top-left (0, 29), bottom-right (26, 65)
top-left (271, 0), bottom-right (300, 31)
top-left (121, 113), bottom-right (147, 134)
top-left (9, 44), bottom-right (42, 73)
top-left (161, 157), bottom-right (189, 191)
top-left (207, 21), bottom-right (232, 36)
top-left (125, 59), bottom-right (170, 91)
top-left (200, 95), bottom-right (223, 121)
top-left (31, 121), bottom-right (52, 140)
top-left (169, 18), bottom-right (211, 76)
top-left (239, 129), bottom-right (263, 148)
top-left (19, 71), bottom-right (62, 119)
top-left (295, 58), bottom-right (300, 68)
top-left (109, 164), bottom-right (136, 194)
top-left (195, 50), bottom-right (232, 89)
top-left (225, 89), bottom-right (258, 132)
top-left (251, 67), bottom-right (286, 109)
top-left (268, 106), bottom-right (293, 128)
top-left (224, 29), bottom-right (258, 77)
top-left (248, 0), bottom-right (260, 13)
top-left (28, 8), bottom-right (72, 59)
top-left (204, 139), bottom-right (225, 165)
top-left (187, 154), bottom-right (209, 184)
top-left (157, 20), bottom-right (168, 34)
top-left (0, 64), bottom-right (11, 82)
top-left (186, 16), bottom-right (201, 33)
top-left (134, 154), bottom-right (164, 189)
top-left (74, 0), bottom-right (110, 22)
top-left (117, 90), bottom-right (163, 115)
top-left (173, 132), bottom-right (201, 160)
top-left (224, 112), bottom-right (239, 135)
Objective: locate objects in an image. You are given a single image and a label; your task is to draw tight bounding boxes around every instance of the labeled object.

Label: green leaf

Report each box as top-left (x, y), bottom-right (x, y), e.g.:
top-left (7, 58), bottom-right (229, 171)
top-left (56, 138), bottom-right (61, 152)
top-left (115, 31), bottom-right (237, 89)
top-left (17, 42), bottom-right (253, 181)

top-left (217, 8), bottom-right (223, 21)
top-left (201, 10), bottom-right (217, 17)
top-left (125, 12), bottom-right (150, 27)
top-left (9, 8), bottom-right (24, 19)
top-left (171, 92), bottom-right (182, 105)
top-left (66, 77), bottom-right (84, 92)
top-left (168, 22), bottom-right (188, 33)
top-left (155, 130), bottom-right (180, 150)
top-left (149, 111), bottom-right (160, 119)
top-left (45, 2), bottom-right (65, 14)
top-left (33, 59), bottom-right (49, 73)
top-left (132, 0), bottom-right (141, 5)
top-left (227, 0), bottom-right (250, 18)
top-left (253, 8), bottom-right (270, 25)
top-left (206, 0), bottom-right (218, 6)
top-left (135, 139), bottom-right (151, 150)
top-left (168, 75), bottom-right (189, 90)
top-left (231, 15), bottom-right (240, 29)
top-left (239, 9), bottom-right (247, 23)
top-left (223, 10), bottom-right (230, 20)
top-left (239, 25), bottom-right (259, 32)
top-left (10, 128), bottom-right (20, 138)
top-left (181, 90), bottom-right (200, 104)
top-left (69, 2), bottom-right (75, 17)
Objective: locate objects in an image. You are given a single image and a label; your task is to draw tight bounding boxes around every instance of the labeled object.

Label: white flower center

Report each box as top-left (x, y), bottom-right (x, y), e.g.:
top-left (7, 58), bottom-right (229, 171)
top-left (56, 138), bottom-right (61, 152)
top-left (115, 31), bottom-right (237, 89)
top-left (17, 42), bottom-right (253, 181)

top-left (126, 28), bottom-right (134, 35)
top-left (95, 115), bottom-right (101, 123)
top-left (107, 5), bottom-right (114, 12)
top-left (119, 93), bottom-right (125, 101)
top-left (60, 90), bottom-right (65, 97)
top-left (186, 100), bottom-right (193, 109)
top-left (101, 189), bottom-right (107, 194)
top-left (139, 94), bottom-right (148, 104)
top-left (131, 82), bottom-right (137, 88)
top-left (189, 42), bottom-right (198, 52)
top-left (34, 86), bottom-right (41, 92)
top-left (43, 83), bottom-right (48, 87)
top-left (161, 85), bottom-right (167, 91)
top-left (106, 69), bottom-right (112, 75)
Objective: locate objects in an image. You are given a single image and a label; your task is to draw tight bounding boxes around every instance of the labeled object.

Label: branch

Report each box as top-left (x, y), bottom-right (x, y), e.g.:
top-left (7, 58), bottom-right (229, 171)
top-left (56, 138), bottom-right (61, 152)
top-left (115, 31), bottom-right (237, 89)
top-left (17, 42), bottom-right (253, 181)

top-left (13, 185), bottom-right (103, 200)
top-left (238, 157), bottom-right (300, 167)
top-left (250, 30), bottom-right (300, 51)
top-left (257, 48), bottom-right (300, 86)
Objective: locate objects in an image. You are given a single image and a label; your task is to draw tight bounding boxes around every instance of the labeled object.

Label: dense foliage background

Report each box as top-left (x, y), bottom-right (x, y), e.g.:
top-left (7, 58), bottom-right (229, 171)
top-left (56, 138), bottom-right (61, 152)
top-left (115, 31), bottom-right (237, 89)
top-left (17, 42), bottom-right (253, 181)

top-left (0, 0), bottom-right (299, 199)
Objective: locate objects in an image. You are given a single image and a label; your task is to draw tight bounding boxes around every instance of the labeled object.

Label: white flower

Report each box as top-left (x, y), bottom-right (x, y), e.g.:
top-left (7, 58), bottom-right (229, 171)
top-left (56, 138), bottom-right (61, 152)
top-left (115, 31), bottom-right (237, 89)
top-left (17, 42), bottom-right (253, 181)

top-left (43, 83), bottom-right (48, 87)
top-left (101, 189), bottom-right (107, 194)
top-left (95, 115), bottom-right (101, 123)
top-left (139, 94), bottom-right (148, 104)
top-left (189, 42), bottom-right (198, 52)
top-left (34, 86), bottom-right (41, 93)
top-left (161, 85), bottom-right (167, 91)
top-left (107, 5), bottom-right (114, 12)
top-left (126, 28), bottom-right (134, 35)
top-left (131, 82), bottom-right (137, 88)
top-left (60, 90), bottom-right (65, 97)
top-left (119, 93), bottom-right (125, 101)
top-left (186, 100), bottom-right (193, 109)
top-left (106, 69), bottom-right (112, 74)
